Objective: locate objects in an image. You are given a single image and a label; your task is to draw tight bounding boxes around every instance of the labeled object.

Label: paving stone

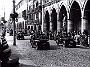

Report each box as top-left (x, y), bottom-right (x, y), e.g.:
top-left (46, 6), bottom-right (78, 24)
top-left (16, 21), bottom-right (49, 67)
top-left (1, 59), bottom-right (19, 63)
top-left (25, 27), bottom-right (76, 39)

top-left (6, 35), bottom-right (90, 67)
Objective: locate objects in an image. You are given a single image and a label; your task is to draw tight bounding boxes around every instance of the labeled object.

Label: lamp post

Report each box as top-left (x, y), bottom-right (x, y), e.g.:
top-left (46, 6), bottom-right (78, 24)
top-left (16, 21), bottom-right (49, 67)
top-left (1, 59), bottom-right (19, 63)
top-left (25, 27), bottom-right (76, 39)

top-left (10, 0), bottom-right (18, 46)
top-left (13, 0), bottom-right (16, 45)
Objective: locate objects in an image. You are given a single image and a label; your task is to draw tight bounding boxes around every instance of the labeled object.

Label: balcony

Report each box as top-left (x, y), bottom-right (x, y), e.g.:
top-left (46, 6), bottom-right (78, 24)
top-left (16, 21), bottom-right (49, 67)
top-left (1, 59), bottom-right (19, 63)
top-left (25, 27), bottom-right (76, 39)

top-left (28, 6), bottom-right (42, 15)
top-left (43, 0), bottom-right (60, 7)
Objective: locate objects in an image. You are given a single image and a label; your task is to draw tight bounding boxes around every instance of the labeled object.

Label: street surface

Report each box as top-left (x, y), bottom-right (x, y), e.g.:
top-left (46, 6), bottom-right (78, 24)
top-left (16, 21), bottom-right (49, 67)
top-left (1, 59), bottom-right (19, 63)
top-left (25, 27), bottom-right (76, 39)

top-left (5, 33), bottom-right (90, 67)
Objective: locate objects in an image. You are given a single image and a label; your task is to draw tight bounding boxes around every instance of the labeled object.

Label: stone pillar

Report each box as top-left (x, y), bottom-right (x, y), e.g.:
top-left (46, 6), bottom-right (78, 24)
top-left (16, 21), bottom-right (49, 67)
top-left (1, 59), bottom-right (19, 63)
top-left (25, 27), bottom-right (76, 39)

top-left (81, 11), bottom-right (88, 33)
top-left (67, 12), bottom-right (73, 32)
top-left (50, 14), bottom-right (52, 31)
top-left (57, 12), bottom-right (60, 32)
top-left (43, 11), bottom-right (47, 32)
top-left (42, 1), bottom-right (44, 32)
top-left (39, 12), bottom-right (42, 31)
top-left (67, 19), bottom-right (72, 32)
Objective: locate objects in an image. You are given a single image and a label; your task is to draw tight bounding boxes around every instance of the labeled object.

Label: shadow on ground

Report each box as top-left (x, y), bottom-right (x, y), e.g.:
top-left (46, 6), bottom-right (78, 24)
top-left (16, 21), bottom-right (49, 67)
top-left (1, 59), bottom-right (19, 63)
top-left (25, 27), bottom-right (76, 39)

top-left (49, 45), bottom-right (90, 50)
top-left (19, 64), bottom-right (41, 67)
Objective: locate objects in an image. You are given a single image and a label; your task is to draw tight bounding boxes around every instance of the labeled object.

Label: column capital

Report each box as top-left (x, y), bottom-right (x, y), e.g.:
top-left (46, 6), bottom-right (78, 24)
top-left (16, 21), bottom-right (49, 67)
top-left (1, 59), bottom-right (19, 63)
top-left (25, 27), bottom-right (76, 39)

top-left (67, 18), bottom-right (72, 20)
top-left (81, 16), bottom-right (87, 19)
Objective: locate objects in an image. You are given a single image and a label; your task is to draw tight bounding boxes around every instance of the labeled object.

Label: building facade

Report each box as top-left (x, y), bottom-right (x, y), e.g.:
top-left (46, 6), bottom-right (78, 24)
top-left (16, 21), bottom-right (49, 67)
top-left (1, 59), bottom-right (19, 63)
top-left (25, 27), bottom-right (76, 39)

top-left (43, 0), bottom-right (90, 35)
top-left (15, 0), bottom-right (90, 35)
top-left (15, 0), bottom-right (42, 35)
top-left (15, 0), bottom-right (28, 34)
top-left (27, 0), bottom-right (42, 32)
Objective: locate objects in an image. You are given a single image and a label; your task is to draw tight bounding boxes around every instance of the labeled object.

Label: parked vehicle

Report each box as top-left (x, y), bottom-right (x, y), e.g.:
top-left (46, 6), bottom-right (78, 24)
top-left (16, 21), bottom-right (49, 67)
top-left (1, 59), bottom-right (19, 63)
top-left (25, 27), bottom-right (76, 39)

top-left (30, 33), bottom-right (50, 50)
top-left (17, 31), bottom-right (24, 40)
top-left (56, 32), bottom-right (76, 47)
top-left (63, 37), bottom-right (76, 47)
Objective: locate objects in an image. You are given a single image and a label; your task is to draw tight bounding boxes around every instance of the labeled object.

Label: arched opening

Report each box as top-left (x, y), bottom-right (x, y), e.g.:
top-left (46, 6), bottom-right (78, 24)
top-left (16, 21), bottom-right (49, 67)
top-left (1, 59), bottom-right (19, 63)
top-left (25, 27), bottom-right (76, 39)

top-left (59, 5), bottom-right (67, 32)
top-left (70, 1), bottom-right (81, 32)
top-left (84, 1), bottom-right (90, 35)
top-left (51, 8), bottom-right (57, 31)
top-left (45, 11), bottom-right (50, 31)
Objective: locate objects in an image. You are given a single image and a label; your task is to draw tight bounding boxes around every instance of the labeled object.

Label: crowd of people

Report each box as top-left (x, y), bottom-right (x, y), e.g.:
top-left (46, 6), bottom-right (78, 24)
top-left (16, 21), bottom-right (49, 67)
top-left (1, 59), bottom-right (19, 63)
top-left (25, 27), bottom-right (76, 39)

top-left (56, 30), bottom-right (89, 47)
top-left (30, 30), bottom-right (89, 47)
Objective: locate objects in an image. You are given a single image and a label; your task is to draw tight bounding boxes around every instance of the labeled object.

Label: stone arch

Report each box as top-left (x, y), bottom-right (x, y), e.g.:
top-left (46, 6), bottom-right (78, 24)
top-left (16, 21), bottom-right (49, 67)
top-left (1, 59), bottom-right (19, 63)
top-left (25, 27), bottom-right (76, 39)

top-left (58, 2), bottom-right (68, 13)
top-left (84, 0), bottom-right (90, 35)
top-left (80, 0), bottom-right (88, 10)
top-left (70, 0), bottom-right (82, 10)
top-left (51, 8), bottom-right (57, 31)
top-left (59, 5), bottom-right (67, 32)
top-left (69, 1), bottom-right (81, 32)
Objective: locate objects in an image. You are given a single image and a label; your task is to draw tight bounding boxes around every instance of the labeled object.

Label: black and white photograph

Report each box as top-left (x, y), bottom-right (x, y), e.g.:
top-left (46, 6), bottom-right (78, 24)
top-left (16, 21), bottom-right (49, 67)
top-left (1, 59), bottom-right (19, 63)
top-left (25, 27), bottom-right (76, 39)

top-left (0, 0), bottom-right (90, 67)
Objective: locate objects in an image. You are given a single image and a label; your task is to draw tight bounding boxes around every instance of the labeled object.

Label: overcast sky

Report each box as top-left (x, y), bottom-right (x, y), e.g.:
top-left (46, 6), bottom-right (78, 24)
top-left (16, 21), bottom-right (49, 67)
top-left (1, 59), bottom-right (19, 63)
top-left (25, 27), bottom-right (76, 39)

top-left (0, 0), bottom-right (19, 21)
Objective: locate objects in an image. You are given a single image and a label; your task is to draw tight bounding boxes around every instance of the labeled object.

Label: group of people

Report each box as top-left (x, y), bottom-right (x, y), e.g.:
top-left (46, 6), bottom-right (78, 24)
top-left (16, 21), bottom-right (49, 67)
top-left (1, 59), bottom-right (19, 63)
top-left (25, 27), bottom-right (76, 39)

top-left (29, 30), bottom-right (89, 47)
top-left (56, 30), bottom-right (89, 47)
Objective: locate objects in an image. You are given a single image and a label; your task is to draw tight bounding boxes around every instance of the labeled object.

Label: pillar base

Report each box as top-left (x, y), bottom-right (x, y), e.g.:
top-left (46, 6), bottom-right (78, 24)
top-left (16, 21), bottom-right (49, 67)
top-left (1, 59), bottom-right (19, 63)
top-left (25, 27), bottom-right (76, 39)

top-left (13, 43), bottom-right (16, 46)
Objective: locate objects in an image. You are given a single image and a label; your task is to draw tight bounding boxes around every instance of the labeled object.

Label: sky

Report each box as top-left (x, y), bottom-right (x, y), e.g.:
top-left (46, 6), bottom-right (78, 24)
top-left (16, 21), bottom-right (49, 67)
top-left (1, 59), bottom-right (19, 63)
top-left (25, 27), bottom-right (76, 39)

top-left (0, 0), bottom-right (20, 21)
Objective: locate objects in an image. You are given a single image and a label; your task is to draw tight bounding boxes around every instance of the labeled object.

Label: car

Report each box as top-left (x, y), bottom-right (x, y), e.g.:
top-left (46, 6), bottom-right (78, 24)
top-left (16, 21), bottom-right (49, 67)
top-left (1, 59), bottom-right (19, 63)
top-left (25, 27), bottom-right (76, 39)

top-left (17, 31), bottom-right (24, 40)
top-left (30, 33), bottom-right (50, 50)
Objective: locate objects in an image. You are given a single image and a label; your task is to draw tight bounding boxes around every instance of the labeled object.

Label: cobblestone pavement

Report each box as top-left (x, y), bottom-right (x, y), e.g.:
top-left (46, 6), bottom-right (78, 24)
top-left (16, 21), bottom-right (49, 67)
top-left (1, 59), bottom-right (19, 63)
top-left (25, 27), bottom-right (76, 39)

top-left (5, 34), bottom-right (90, 67)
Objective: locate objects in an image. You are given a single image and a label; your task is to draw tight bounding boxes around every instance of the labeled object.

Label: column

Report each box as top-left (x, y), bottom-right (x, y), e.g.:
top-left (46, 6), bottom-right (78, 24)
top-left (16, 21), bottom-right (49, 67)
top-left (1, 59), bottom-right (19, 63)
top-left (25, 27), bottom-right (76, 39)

top-left (50, 14), bottom-right (52, 31)
top-left (57, 12), bottom-right (60, 32)
top-left (81, 11), bottom-right (88, 33)
top-left (67, 12), bottom-right (73, 32)
top-left (42, 0), bottom-right (44, 32)
top-left (43, 12), bottom-right (47, 32)
top-left (67, 19), bottom-right (72, 32)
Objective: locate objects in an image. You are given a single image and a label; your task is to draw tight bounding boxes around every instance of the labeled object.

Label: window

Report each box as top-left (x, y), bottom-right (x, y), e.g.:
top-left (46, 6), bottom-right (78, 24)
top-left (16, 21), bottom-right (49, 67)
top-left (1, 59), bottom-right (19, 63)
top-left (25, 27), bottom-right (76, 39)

top-left (29, 14), bottom-right (31, 20)
top-left (39, 6), bottom-right (42, 11)
top-left (31, 26), bottom-right (33, 30)
top-left (36, 2), bottom-right (38, 7)
top-left (22, 10), bottom-right (26, 19)
top-left (28, 26), bottom-right (30, 30)
top-left (30, 14), bottom-right (33, 20)
top-left (36, 13), bottom-right (38, 19)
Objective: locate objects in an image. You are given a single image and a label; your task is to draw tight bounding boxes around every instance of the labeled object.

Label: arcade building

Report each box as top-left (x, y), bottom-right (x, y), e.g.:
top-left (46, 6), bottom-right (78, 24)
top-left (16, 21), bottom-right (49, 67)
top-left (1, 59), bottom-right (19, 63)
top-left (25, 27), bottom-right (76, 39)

top-left (43, 0), bottom-right (90, 36)
top-left (13, 0), bottom-right (90, 35)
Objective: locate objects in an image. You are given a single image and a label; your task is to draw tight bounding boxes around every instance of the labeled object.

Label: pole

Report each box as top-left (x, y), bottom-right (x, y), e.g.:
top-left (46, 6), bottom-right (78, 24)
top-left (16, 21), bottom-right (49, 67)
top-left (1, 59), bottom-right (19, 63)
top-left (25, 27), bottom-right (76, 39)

top-left (13, 0), bottom-right (16, 45)
top-left (26, 0), bottom-right (28, 34)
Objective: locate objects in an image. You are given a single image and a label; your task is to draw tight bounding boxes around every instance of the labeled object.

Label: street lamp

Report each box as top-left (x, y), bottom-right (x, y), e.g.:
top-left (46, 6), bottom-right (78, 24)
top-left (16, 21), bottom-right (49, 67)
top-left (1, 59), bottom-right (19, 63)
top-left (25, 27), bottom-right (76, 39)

top-left (13, 0), bottom-right (16, 45)
top-left (10, 0), bottom-right (18, 45)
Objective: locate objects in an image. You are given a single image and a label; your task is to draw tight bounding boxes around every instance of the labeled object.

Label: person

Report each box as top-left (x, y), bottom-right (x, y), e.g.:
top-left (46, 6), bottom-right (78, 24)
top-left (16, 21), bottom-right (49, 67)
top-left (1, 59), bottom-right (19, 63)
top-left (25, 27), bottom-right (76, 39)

top-left (80, 30), bottom-right (89, 47)
top-left (83, 30), bottom-right (89, 47)
top-left (74, 31), bottom-right (80, 45)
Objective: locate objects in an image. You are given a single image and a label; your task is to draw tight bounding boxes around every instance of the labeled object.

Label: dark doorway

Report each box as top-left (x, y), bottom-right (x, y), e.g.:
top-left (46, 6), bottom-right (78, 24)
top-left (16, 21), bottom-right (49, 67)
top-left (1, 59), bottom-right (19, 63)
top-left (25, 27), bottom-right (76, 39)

top-left (84, 1), bottom-right (90, 35)
top-left (59, 5), bottom-right (67, 32)
top-left (45, 11), bottom-right (50, 31)
top-left (70, 1), bottom-right (81, 32)
top-left (51, 8), bottom-right (57, 31)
